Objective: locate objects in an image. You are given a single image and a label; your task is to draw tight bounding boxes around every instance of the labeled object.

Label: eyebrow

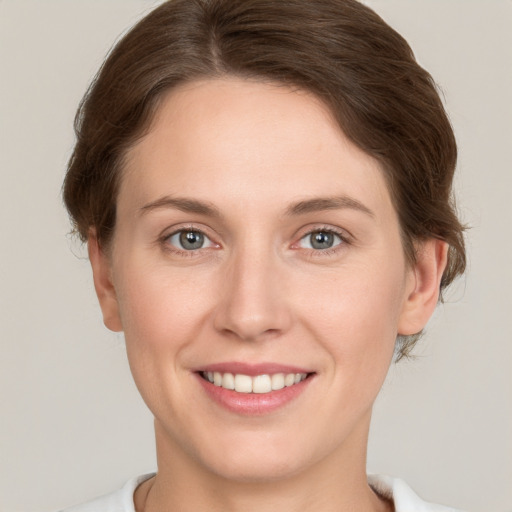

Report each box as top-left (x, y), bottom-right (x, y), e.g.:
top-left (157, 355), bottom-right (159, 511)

top-left (285, 195), bottom-right (374, 218)
top-left (139, 196), bottom-right (222, 218)
top-left (139, 194), bottom-right (374, 219)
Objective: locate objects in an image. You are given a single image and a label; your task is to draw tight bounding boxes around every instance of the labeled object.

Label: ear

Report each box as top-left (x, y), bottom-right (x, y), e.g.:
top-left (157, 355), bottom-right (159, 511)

top-left (397, 239), bottom-right (448, 336)
top-left (87, 232), bottom-right (123, 332)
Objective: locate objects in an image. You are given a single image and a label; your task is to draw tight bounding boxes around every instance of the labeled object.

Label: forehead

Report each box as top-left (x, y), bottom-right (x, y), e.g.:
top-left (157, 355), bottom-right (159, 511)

top-left (120, 77), bottom-right (393, 219)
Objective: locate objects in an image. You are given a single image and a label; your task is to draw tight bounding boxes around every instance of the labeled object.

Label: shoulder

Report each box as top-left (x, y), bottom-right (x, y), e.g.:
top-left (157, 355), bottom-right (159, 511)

top-left (368, 475), bottom-right (465, 512)
top-left (58, 473), bottom-right (155, 512)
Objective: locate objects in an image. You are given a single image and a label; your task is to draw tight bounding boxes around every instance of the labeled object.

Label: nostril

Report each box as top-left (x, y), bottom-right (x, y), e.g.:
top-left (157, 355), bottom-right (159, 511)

top-left (218, 326), bottom-right (283, 343)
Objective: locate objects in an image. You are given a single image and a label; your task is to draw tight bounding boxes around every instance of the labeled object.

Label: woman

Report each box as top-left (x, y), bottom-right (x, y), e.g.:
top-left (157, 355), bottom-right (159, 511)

top-left (60, 0), bottom-right (465, 510)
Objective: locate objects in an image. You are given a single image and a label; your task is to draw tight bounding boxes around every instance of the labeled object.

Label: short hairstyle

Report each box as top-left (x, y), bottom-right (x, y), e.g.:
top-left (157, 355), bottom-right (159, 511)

top-left (63, 0), bottom-right (466, 358)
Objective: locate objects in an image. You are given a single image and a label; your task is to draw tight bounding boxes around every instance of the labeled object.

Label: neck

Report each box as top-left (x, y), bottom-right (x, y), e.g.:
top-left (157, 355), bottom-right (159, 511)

top-left (136, 415), bottom-right (392, 512)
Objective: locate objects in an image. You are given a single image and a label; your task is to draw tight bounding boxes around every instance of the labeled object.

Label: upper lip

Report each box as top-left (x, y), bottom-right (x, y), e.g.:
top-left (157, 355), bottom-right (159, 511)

top-left (193, 362), bottom-right (314, 376)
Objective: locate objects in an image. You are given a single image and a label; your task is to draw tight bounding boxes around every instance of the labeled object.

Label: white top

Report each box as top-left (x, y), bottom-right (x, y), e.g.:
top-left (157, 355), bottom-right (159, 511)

top-left (60, 473), bottom-right (463, 512)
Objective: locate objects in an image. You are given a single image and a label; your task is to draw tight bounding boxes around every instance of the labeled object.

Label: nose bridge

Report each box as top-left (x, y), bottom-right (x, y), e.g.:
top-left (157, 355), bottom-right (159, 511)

top-left (214, 238), bottom-right (290, 341)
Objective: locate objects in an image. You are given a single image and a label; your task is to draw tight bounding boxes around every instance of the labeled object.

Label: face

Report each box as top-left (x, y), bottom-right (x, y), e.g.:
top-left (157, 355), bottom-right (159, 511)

top-left (91, 77), bottom-right (444, 483)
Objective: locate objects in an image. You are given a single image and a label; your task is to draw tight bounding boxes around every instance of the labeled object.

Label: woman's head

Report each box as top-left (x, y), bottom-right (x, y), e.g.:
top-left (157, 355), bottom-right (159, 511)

top-left (64, 0), bottom-right (466, 483)
top-left (86, 76), bottom-right (448, 481)
top-left (63, 0), bottom-right (465, 357)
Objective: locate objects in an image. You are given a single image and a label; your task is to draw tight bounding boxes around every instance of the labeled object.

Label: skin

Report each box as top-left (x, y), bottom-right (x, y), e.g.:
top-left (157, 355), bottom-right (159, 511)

top-left (89, 77), bottom-right (447, 512)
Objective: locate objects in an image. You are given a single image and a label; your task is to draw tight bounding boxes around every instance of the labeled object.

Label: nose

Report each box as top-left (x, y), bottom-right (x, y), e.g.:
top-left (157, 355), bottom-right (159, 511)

top-left (213, 247), bottom-right (292, 342)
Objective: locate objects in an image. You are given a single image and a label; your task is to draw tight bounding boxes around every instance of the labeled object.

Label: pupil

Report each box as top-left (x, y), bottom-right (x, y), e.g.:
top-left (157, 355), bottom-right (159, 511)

top-left (311, 231), bottom-right (333, 250)
top-left (180, 231), bottom-right (204, 250)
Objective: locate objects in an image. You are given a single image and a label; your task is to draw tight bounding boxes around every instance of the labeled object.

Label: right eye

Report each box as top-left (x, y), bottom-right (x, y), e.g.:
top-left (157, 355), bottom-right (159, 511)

top-left (166, 230), bottom-right (215, 251)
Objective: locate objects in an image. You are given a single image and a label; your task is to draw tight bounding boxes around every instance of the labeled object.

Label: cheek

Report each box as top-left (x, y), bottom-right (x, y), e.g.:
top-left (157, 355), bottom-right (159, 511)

top-left (113, 261), bottom-right (221, 414)
top-left (297, 261), bottom-right (406, 367)
top-left (114, 261), bottom-right (217, 363)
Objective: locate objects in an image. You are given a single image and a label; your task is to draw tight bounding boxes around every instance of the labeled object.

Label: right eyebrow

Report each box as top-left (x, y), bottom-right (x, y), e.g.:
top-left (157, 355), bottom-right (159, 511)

top-left (139, 196), bottom-right (223, 219)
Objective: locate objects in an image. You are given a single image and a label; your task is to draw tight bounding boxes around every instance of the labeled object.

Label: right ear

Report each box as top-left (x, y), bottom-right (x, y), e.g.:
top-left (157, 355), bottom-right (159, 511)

top-left (87, 231), bottom-right (123, 332)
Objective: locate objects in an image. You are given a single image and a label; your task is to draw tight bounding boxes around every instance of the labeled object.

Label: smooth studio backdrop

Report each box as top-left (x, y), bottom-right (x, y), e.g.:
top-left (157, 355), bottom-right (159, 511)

top-left (1, 1), bottom-right (511, 511)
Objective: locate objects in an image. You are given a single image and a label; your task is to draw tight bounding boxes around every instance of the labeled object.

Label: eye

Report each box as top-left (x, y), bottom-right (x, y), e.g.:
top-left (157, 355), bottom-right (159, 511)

top-left (167, 230), bottom-right (214, 251)
top-left (298, 230), bottom-right (343, 250)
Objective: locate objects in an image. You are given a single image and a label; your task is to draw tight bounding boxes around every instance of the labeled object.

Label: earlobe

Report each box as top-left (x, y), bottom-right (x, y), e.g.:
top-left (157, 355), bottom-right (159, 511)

top-left (397, 239), bottom-right (449, 336)
top-left (87, 232), bottom-right (123, 332)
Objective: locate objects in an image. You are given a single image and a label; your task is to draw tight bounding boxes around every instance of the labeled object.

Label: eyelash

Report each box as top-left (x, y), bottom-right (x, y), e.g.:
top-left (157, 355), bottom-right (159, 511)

top-left (294, 226), bottom-right (350, 258)
top-left (159, 225), bottom-right (350, 258)
top-left (158, 225), bottom-right (214, 258)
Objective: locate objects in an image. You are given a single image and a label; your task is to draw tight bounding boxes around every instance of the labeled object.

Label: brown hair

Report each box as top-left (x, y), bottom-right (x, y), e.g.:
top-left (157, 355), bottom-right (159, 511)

top-left (63, 0), bottom-right (466, 357)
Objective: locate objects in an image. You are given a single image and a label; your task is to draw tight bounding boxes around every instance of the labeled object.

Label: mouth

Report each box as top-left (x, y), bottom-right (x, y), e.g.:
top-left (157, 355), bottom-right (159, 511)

top-left (200, 371), bottom-right (310, 394)
top-left (194, 364), bottom-right (315, 415)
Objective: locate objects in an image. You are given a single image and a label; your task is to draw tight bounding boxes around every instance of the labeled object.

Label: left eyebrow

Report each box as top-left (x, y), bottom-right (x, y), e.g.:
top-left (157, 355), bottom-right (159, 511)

top-left (285, 195), bottom-right (375, 218)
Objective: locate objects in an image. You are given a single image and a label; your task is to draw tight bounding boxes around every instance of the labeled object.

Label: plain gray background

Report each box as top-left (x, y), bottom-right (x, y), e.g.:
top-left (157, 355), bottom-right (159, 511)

top-left (1, 1), bottom-right (511, 511)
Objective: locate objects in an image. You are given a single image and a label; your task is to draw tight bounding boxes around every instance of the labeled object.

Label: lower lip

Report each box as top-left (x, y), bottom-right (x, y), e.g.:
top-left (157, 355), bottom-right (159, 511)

top-left (196, 373), bottom-right (313, 415)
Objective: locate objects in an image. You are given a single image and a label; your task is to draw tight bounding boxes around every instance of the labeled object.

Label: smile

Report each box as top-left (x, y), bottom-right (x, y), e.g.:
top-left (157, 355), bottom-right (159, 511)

top-left (201, 371), bottom-right (308, 394)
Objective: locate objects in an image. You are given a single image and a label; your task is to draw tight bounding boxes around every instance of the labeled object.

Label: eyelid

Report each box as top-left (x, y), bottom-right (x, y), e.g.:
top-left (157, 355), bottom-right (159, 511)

top-left (157, 223), bottom-right (351, 256)
top-left (298, 230), bottom-right (343, 249)
top-left (159, 224), bottom-right (221, 254)
top-left (167, 230), bottom-right (215, 249)
top-left (293, 224), bottom-right (351, 243)
top-left (290, 225), bottom-right (352, 256)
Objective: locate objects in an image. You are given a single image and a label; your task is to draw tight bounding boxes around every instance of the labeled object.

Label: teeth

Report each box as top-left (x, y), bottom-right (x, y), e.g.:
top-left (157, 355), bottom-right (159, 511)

top-left (203, 371), bottom-right (308, 393)
top-left (271, 373), bottom-right (285, 390)
top-left (222, 372), bottom-right (235, 390)
top-left (234, 374), bottom-right (253, 393)
top-left (253, 374), bottom-right (272, 394)
top-left (284, 373), bottom-right (296, 387)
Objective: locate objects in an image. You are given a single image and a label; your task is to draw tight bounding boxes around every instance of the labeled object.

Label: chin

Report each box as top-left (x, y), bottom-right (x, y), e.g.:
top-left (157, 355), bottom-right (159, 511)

top-left (206, 449), bottom-right (307, 483)
top-left (190, 426), bottom-right (325, 484)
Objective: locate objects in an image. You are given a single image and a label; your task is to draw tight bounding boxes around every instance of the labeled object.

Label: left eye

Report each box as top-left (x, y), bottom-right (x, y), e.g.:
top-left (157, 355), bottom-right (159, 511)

top-left (298, 230), bottom-right (342, 250)
top-left (167, 230), bottom-right (214, 251)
